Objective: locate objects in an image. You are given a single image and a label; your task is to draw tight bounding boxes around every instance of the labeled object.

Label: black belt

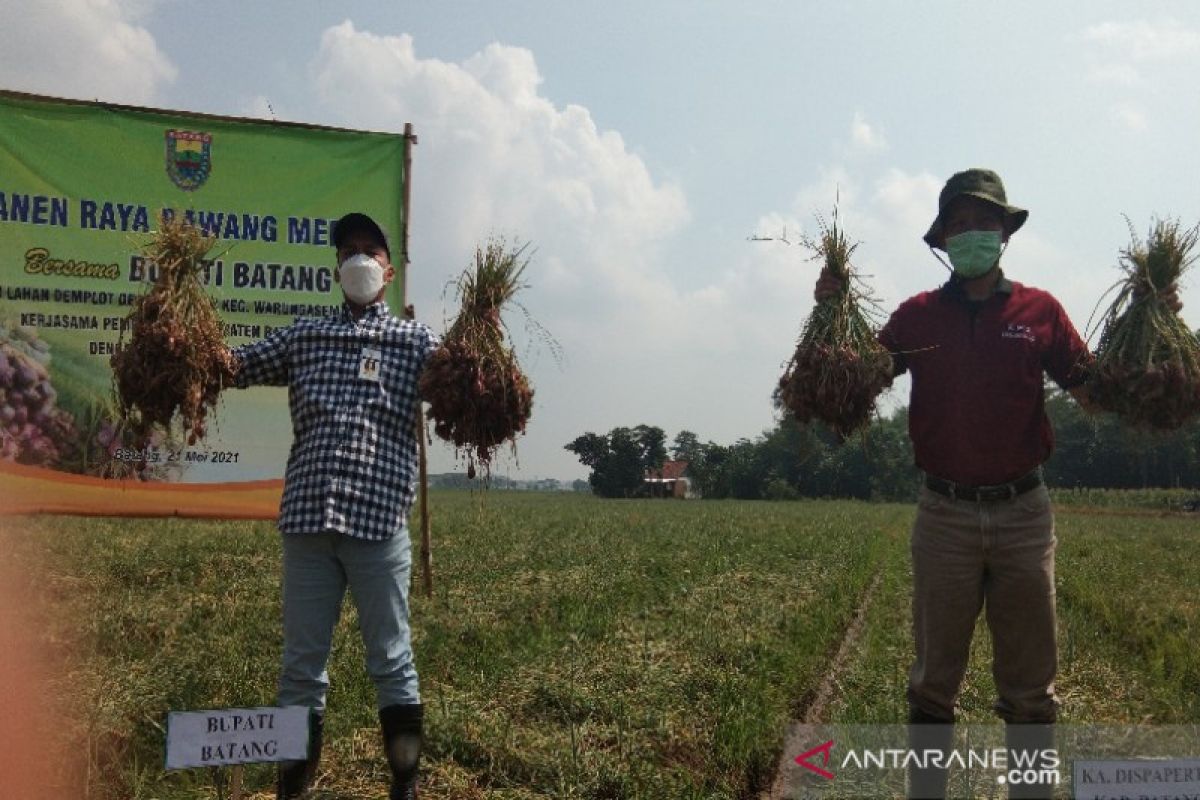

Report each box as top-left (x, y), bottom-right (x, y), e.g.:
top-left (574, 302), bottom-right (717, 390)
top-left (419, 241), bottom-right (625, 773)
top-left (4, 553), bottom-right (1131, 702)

top-left (924, 470), bottom-right (1042, 502)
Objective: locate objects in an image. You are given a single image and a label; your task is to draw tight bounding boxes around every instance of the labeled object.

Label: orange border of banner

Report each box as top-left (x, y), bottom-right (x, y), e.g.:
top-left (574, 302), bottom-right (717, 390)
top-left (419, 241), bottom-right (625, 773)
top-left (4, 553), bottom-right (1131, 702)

top-left (0, 462), bottom-right (281, 519)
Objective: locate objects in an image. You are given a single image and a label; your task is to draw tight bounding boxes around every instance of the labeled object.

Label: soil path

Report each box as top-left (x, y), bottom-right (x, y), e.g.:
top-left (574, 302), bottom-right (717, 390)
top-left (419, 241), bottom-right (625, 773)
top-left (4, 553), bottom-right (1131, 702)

top-left (0, 525), bottom-right (85, 799)
top-left (763, 569), bottom-right (883, 800)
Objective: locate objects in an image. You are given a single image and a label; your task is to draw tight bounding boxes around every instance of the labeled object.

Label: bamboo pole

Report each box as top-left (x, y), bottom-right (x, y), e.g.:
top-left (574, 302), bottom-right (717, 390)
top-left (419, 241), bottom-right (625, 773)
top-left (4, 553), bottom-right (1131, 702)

top-left (417, 412), bottom-right (434, 598)
top-left (402, 303), bottom-right (433, 598)
top-left (399, 128), bottom-right (433, 597)
top-left (400, 123), bottom-right (416, 317)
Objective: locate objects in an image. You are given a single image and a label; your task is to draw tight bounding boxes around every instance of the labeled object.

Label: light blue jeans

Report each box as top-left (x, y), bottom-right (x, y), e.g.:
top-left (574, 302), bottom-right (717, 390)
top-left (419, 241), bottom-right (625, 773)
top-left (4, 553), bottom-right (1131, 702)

top-left (277, 530), bottom-right (419, 712)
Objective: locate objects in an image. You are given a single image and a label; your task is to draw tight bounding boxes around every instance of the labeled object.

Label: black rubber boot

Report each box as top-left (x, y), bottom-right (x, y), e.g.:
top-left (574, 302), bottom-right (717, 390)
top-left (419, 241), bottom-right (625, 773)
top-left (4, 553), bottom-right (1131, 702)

top-left (277, 710), bottom-right (324, 799)
top-left (1004, 723), bottom-right (1057, 799)
top-left (907, 707), bottom-right (955, 799)
top-left (379, 703), bottom-right (423, 800)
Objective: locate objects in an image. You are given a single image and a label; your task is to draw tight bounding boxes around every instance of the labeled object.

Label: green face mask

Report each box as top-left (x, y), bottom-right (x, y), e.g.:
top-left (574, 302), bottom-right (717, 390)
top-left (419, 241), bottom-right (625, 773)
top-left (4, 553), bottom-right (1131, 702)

top-left (946, 230), bottom-right (1003, 279)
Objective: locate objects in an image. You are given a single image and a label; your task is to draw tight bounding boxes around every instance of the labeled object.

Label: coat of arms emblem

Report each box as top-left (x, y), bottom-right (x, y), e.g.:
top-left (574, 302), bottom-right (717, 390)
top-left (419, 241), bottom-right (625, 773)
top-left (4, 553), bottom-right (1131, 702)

top-left (165, 130), bottom-right (212, 191)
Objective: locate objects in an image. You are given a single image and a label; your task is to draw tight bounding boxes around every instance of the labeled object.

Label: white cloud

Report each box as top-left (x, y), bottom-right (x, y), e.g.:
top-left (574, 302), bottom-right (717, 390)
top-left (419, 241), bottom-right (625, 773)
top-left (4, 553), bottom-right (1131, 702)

top-left (0, 0), bottom-right (176, 104)
top-left (1112, 104), bottom-right (1149, 132)
top-left (1074, 18), bottom-right (1200, 128)
top-left (1080, 19), bottom-right (1200, 61)
top-left (848, 111), bottom-right (888, 154)
top-left (1086, 63), bottom-right (1143, 88)
top-left (310, 23), bottom-right (687, 258)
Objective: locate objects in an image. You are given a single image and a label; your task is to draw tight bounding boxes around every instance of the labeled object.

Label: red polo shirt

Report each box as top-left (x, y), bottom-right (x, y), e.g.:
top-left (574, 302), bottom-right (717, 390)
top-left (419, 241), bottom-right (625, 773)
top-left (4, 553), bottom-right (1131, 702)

top-left (879, 274), bottom-right (1091, 486)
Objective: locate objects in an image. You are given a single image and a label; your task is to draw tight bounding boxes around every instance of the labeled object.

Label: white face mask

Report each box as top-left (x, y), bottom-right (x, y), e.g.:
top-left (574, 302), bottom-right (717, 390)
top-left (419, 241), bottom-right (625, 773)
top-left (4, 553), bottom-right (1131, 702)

top-left (339, 253), bottom-right (385, 305)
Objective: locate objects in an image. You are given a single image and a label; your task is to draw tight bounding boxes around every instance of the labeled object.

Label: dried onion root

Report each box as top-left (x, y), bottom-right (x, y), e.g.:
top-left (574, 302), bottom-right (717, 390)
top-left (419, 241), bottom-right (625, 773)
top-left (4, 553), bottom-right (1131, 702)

top-left (420, 238), bottom-right (535, 477)
top-left (777, 211), bottom-right (893, 440)
top-left (111, 214), bottom-right (233, 445)
top-left (1088, 217), bottom-right (1200, 431)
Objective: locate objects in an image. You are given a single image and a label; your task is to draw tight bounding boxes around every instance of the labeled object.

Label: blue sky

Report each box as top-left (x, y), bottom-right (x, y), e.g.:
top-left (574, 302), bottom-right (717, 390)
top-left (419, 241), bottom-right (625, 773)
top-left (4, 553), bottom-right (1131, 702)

top-left (3, 1), bottom-right (1199, 480)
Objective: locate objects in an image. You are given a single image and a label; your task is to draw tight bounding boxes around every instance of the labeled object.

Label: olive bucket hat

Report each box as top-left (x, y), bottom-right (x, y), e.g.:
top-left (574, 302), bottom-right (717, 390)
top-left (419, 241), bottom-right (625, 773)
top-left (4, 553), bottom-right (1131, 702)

top-left (923, 168), bottom-right (1028, 249)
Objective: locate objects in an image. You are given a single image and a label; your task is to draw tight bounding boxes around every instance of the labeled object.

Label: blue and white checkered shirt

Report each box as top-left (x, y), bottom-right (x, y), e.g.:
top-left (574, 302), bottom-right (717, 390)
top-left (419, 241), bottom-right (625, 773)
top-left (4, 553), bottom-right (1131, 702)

top-left (232, 302), bottom-right (440, 541)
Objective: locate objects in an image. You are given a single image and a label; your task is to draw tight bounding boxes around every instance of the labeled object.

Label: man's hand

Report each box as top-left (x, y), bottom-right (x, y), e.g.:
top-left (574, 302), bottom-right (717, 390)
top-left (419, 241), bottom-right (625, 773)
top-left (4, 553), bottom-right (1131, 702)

top-left (218, 346), bottom-right (239, 386)
top-left (814, 269), bottom-right (844, 302)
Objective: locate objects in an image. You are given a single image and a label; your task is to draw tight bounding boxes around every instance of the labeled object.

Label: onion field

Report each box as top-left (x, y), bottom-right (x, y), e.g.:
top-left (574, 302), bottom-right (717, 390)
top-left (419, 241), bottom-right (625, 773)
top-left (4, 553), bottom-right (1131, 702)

top-left (2, 490), bottom-right (1198, 799)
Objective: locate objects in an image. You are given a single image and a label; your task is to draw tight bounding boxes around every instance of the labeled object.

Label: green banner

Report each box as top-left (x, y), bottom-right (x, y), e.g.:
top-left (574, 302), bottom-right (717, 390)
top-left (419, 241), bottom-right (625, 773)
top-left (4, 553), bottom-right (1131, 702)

top-left (0, 90), bottom-right (408, 499)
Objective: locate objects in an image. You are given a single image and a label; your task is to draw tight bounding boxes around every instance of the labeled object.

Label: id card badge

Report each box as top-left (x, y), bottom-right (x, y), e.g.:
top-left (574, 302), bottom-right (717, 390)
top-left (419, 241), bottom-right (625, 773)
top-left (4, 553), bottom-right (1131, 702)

top-left (358, 347), bottom-right (382, 382)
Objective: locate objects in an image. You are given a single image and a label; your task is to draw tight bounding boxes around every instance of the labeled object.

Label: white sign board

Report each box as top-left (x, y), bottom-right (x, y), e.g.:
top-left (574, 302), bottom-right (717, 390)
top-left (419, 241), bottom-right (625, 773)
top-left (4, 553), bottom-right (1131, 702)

top-left (165, 706), bottom-right (310, 770)
top-left (1074, 758), bottom-right (1200, 800)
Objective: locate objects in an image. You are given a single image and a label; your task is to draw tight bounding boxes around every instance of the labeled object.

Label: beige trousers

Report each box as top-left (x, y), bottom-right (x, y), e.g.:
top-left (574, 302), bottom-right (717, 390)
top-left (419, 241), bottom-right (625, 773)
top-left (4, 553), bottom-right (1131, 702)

top-left (907, 483), bottom-right (1059, 723)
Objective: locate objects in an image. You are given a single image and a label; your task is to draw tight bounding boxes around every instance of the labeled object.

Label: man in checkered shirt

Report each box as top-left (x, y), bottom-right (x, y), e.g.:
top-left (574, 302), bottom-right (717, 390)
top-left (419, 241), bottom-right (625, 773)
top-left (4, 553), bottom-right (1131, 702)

top-left (226, 212), bottom-right (435, 800)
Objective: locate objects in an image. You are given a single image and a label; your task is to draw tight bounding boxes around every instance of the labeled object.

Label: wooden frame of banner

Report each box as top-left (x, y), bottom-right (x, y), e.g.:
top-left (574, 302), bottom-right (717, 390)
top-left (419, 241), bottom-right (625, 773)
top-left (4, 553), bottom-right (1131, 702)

top-left (229, 764), bottom-right (243, 800)
top-left (206, 764), bottom-right (242, 800)
top-left (401, 123), bottom-right (434, 599)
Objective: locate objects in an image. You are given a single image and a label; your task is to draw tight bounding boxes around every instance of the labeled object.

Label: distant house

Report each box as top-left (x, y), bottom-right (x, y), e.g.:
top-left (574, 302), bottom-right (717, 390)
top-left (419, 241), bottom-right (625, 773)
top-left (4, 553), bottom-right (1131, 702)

top-left (644, 460), bottom-right (692, 499)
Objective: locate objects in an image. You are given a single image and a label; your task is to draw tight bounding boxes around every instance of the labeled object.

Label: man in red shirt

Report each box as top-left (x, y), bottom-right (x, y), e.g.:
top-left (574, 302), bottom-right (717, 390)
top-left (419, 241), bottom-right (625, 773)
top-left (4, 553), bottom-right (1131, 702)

top-left (894, 170), bottom-right (1076, 798)
top-left (818, 169), bottom-right (1092, 798)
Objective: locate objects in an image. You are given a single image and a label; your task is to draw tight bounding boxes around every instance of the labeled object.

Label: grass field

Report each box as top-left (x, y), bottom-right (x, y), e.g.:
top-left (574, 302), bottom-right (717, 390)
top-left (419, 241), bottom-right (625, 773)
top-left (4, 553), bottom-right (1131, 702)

top-left (2, 491), bottom-right (1198, 799)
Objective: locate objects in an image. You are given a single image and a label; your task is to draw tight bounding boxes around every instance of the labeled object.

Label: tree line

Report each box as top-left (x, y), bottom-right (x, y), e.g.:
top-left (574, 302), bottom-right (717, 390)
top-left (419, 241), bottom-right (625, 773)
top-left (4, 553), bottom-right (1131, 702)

top-left (566, 390), bottom-right (1200, 500)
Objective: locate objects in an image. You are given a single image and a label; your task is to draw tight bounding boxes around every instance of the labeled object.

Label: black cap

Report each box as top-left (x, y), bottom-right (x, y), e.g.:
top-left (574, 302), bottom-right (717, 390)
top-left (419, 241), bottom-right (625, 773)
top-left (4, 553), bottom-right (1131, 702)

top-left (332, 212), bottom-right (390, 259)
